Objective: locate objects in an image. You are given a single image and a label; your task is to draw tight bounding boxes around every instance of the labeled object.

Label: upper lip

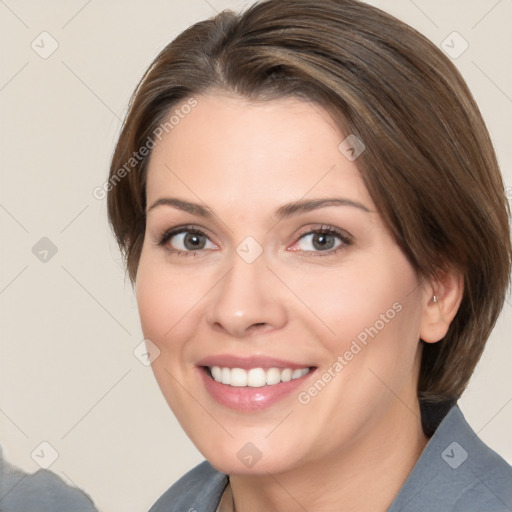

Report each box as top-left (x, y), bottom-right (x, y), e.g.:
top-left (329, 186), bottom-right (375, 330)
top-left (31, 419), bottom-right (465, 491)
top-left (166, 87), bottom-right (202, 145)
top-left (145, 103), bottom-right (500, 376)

top-left (196, 354), bottom-right (315, 370)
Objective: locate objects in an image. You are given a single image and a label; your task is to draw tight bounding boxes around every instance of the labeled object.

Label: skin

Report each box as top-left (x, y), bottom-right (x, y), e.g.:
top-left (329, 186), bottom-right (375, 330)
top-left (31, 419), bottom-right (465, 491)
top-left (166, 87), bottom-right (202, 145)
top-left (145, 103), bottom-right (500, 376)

top-left (136, 93), bottom-right (463, 511)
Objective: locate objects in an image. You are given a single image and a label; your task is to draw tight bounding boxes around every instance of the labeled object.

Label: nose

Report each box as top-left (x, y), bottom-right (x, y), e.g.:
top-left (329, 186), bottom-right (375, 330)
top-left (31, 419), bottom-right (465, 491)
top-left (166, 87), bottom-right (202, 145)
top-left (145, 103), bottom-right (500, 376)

top-left (205, 255), bottom-right (288, 338)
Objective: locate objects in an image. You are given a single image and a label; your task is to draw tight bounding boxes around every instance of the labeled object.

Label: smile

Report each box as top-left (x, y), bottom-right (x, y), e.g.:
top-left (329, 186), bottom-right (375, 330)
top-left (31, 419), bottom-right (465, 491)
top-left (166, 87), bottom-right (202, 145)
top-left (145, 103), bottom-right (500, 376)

top-left (197, 355), bottom-right (316, 410)
top-left (208, 366), bottom-right (311, 387)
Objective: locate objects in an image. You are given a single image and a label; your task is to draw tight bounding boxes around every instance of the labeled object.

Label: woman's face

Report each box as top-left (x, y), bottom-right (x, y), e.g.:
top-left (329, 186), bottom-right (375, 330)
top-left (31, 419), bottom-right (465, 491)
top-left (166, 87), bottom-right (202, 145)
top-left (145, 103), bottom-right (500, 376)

top-left (136, 93), bottom-right (431, 474)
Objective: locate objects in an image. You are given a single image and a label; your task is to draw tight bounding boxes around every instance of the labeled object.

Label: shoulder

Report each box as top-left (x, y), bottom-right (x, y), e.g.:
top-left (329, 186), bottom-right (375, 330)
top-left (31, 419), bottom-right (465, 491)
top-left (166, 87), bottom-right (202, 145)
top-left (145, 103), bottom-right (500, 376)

top-left (1, 452), bottom-right (98, 512)
top-left (149, 461), bottom-right (228, 512)
top-left (448, 407), bottom-right (512, 511)
top-left (389, 405), bottom-right (512, 512)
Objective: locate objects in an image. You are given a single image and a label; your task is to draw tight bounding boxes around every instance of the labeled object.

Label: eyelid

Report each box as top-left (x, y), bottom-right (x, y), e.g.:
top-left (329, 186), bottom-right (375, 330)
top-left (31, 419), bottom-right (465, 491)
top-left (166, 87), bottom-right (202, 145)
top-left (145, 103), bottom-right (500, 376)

top-left (287, 224), bottom-right (353, 254)
top-left (294, 224), bottom-right (352, 242)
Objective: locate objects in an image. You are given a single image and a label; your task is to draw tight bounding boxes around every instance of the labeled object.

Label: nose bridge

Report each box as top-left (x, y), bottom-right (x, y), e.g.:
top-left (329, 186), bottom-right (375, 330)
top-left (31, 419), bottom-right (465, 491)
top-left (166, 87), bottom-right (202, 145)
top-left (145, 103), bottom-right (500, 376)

top-left (206, 251), bottom-right (287, 337)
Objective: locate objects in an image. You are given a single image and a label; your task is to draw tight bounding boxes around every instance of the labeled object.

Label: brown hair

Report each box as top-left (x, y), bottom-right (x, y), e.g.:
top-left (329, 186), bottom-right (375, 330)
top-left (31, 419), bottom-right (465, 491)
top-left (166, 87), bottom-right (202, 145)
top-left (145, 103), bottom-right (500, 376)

top-left (107, 0), bottom-right (511, 403)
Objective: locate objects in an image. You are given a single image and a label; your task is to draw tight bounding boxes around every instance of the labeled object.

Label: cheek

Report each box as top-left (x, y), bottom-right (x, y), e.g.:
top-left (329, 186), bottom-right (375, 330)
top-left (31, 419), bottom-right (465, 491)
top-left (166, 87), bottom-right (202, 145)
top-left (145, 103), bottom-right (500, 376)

top-left (284, 254), bottom-right (420, 352)
top-left (135, 254), bottom-right (204, 410)
top-left (291, 259), bottom-right (423, 429)
top-left (327, 259), bottom-right (423, 393)
top-left (135, 253), bottom-right (203, 348)
top-left (135, 260), bottom-right (170, 341)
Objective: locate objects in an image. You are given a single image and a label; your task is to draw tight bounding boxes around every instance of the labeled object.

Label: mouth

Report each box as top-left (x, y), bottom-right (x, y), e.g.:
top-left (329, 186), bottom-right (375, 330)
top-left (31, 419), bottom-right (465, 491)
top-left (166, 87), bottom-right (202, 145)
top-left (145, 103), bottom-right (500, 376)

top-left (196, 356), bottom-right (316, 411)
top-left (205, 365), bottom-right (312, 387)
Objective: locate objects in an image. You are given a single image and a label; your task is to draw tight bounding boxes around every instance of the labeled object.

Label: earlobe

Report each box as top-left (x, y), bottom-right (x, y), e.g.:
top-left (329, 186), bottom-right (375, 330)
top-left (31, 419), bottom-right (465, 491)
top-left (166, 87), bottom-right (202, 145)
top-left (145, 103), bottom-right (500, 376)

top-left (420, 270), bottom-right (464, 344)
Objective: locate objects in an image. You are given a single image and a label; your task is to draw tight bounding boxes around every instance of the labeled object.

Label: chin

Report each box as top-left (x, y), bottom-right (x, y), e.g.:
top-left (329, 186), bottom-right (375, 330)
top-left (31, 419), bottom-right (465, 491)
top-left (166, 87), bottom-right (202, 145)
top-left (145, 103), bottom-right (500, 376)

top-left (205, 451), bottom-right (297, 477)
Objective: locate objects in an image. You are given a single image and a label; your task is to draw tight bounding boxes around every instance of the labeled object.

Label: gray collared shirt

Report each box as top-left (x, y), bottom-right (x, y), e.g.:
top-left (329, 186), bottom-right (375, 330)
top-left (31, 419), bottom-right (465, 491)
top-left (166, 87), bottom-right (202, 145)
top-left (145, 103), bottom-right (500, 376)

top-left (149, 405), bottom-right (512, 511)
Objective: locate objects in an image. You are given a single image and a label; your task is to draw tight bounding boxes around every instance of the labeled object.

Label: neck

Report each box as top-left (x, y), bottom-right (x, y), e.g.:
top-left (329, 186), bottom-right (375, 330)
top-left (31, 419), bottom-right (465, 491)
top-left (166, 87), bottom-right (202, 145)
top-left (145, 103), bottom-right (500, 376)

top-left (229, 399), bottom-right (428, 512)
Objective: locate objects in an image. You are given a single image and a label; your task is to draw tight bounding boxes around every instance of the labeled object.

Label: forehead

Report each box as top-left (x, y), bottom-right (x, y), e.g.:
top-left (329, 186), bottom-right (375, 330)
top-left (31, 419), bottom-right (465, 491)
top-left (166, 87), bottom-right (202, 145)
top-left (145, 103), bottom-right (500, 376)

top-left (146, 93), bottom-right (372, 210)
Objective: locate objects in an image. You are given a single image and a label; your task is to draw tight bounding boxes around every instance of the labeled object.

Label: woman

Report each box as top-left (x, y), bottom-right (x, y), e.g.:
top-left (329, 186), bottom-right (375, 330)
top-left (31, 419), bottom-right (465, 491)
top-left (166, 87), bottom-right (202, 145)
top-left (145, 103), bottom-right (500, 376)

top-left (107, 0), bottom-right (512, 510)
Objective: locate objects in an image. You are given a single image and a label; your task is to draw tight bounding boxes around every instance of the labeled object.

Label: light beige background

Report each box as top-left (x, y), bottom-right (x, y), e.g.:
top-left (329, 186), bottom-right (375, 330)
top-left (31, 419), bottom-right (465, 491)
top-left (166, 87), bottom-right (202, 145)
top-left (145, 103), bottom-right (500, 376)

top-left (0, 1), bottom-right (511, 511)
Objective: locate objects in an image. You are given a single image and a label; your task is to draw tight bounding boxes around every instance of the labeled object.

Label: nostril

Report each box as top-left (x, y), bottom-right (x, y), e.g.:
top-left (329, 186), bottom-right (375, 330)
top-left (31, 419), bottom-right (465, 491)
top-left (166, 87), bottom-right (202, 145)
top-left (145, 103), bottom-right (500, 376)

top-left (250, 322), bottom-right (267, 329)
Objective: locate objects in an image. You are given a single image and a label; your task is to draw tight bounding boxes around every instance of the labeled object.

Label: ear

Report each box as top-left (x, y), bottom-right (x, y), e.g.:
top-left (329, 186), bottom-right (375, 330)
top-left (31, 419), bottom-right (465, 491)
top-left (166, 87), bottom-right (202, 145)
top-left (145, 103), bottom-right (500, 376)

top-left (420, 269), bottom-right (464, 343)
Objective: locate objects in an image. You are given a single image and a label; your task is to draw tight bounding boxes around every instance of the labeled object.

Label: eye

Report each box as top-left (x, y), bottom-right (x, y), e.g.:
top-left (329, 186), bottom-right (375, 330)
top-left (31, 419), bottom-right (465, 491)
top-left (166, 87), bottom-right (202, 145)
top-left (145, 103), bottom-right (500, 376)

top-left (289, 226), bottom-right (351, 254)
top-left (159, 227), bottom-right (217, 255)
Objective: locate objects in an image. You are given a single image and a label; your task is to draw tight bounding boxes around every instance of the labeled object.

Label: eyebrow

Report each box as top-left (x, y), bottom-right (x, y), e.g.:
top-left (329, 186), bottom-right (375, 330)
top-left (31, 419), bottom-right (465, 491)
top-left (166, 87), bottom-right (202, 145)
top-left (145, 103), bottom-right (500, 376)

top-left (146, 197), bottom-right (371, 219)
top-left (147, 197), bottom-right (213, 217)
top-left (275, 197), bottom-right (371, 219)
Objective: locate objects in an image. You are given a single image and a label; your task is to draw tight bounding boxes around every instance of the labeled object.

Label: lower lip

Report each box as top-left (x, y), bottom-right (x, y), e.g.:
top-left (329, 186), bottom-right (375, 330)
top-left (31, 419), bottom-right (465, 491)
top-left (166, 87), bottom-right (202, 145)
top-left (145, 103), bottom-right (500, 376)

top-left (198, 367), bottom-right (314, 411)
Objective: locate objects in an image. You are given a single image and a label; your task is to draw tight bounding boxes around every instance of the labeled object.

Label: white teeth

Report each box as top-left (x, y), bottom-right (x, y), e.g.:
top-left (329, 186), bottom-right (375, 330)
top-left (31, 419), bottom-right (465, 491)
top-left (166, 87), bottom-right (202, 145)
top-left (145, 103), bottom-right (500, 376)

top-left (247, 368), bottom-right (266, 388)
top-left (291, 368), bottom-right (303, 379)
top-left (266, 368), bottom-right (281, 386)
top-left (230, 368), bottom-right (247, 387)
top-left (281, 368), bottom-right (292, 382)
top-left (221, 367), bottom-right (231, 385)
top-left (211, 366), bottom-right (222, 382)
top-left (209, 366), bottom-right (311, 387)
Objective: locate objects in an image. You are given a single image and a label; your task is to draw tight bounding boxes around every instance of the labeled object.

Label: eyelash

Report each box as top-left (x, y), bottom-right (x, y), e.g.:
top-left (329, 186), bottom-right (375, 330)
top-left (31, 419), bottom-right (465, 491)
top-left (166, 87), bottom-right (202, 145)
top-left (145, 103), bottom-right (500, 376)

top-left (157, 224), bottom-right (352, 258)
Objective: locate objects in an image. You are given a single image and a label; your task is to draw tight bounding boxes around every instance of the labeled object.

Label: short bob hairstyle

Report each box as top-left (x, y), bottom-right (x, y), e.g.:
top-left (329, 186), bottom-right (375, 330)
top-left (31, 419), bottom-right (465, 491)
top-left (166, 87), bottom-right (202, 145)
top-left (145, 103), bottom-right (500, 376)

top-left (107, 0), bottom-right (511, 404)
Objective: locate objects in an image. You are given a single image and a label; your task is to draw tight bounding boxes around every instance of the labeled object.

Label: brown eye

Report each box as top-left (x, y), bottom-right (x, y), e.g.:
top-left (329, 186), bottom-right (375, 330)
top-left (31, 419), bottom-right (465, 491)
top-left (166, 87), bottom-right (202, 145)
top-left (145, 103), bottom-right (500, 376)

top-left (311, 233), bottom-right (337, 250)
top-left (181, 232), bottom-right (207, 250)
top-left (160, 229), bottom-right (216, 253)
top-left (294, 229), bottom-right (349, 253)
